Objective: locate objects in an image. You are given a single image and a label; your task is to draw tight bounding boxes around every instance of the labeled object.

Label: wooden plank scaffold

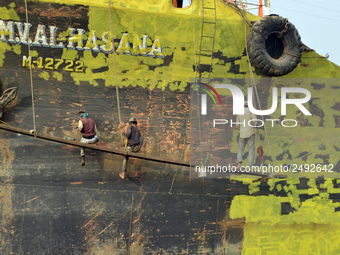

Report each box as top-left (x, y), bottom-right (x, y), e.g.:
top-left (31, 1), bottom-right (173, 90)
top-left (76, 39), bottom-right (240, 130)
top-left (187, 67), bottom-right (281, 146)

top-left (0, 124), bottom-right (287, 179)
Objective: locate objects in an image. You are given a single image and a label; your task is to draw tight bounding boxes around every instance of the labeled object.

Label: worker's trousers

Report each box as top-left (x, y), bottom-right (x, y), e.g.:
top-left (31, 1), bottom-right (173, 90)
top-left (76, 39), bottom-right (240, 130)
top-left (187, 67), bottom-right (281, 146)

top-left (236, 134), bottom-right (255, 167)
top-left (80, 136), bottom-right (98, 156)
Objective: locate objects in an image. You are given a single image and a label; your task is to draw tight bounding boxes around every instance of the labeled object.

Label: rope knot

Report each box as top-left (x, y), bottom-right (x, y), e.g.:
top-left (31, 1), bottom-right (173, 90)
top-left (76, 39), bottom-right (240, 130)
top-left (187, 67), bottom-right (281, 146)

top-left (30, 129), bottom-right (37, 137)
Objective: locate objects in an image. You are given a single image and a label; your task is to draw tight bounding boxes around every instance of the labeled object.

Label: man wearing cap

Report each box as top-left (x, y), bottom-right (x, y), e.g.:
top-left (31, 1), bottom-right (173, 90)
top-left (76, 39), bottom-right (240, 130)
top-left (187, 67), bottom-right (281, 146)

top-left (77, 111), bottom-right (99, 166)
top-left (119, 117), bottom-right (141, 179)
top-left (120, 117), bottom-right (141, 151)
top-left (235, 102), bottom-right (258, 169)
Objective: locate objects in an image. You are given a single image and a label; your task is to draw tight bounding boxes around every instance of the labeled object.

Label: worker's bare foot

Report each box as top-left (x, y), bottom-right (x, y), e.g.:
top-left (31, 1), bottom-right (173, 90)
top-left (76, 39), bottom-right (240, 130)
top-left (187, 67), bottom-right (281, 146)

top-left (119, 171), bottom-right (126, 179)
top-left (81, 157), bottom-right (85, 166)
top-left (236, 163), bottom-right (241, 170)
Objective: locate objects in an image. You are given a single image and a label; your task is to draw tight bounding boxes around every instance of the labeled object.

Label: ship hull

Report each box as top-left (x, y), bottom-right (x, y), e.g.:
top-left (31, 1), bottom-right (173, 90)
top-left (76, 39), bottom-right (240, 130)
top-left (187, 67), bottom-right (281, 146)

top-left (1, 0), bottom-right (340, 254)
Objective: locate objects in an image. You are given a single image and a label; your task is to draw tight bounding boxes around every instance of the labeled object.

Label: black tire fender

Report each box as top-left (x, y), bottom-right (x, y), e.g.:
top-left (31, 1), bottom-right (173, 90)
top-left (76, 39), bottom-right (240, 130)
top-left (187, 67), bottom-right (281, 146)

top-left (247, 14), bottom-right (303, 76)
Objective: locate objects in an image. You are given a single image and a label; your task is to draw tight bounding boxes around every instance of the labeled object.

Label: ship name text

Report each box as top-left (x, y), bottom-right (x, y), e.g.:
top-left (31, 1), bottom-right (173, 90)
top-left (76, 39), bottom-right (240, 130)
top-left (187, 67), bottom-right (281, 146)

top-left (0, 19), bottom-right (163, 58)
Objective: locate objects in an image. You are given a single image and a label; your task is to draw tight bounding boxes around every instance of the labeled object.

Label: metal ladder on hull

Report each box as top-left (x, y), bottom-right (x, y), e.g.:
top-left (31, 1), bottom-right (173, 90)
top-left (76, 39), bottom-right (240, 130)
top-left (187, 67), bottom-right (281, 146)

top-left (195, 0), bottom-right (217, 84)
top-left (194, 0), bottom-right (217, 178)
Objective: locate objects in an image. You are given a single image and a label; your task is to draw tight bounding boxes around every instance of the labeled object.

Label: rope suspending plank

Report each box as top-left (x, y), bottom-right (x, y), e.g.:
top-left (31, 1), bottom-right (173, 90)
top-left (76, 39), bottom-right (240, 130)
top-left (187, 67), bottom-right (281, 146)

top-left (24, 0), bottom-right (37, 134)
top-left (0, 124), bottom-right (287, 179)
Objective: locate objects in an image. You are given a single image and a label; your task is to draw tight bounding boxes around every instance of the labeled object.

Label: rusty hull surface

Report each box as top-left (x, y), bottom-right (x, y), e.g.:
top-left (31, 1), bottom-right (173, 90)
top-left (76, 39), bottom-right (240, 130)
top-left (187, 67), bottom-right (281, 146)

top-left (0, 54), bottom-right (242, 253)
top-left (1, 0), bottom-right (339, 254)
top-left (0, 131), bottom-right (245, 254)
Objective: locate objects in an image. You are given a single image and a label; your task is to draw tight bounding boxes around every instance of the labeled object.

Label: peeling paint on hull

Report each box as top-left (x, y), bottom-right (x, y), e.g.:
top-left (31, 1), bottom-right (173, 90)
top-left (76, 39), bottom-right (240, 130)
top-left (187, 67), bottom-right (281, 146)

top-left (0, 0), bottom-right (340, 254)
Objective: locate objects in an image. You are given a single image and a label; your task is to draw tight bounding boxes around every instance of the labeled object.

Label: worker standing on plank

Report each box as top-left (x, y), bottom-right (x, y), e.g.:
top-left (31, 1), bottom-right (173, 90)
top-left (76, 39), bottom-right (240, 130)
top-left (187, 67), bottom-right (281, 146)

top-left (77, 111), bottom-right (99, 166)
top-left (235, 102), bottom-right (259, 169)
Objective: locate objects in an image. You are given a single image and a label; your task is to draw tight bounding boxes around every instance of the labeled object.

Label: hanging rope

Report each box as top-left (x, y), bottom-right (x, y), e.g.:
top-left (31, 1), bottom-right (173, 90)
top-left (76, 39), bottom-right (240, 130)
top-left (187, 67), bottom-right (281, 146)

top-left (169, 114), bottom-right (190, 193)
top-left (108, 0), bottom-right (122, 125)
top-left (241, 4), bottom-right (276, 169)
top-left (108, 0), bottom-right (126, 150)
top-left (169, 4), bottom-right (198, 189)
top-left (288, 135), bottom-right (340, 165)
top-left (193, 0), bottom-right (203, 178)
top-left (24, 0), bottom-right (37, 137)
top-left (189, 3), bottom-right (198, 182)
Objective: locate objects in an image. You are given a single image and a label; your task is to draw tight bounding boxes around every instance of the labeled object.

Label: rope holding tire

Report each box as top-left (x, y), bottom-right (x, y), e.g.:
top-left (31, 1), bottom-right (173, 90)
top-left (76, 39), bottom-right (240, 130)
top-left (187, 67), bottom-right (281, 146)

top-left (247, 14), bottom-right (303, 77)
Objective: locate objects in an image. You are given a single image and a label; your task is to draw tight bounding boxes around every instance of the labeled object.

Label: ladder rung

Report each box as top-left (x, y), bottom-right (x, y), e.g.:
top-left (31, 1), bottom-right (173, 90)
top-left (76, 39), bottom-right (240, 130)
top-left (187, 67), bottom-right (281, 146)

top-left (203, 7), bottom-right (216, 10)
top-left (200, 50), bottom-right (213, 53)
top-left (197, 54), bottom-right (213, 58)
top-left (202, 36), bottom-right (214, 38)
top-left (203, 21), bottom-right (216, 24)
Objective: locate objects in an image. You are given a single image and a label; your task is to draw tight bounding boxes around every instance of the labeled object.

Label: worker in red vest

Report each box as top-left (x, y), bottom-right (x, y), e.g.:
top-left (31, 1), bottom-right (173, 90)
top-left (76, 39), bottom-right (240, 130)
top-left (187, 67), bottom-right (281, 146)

top-left (77, 111), bottom-right (99, 166)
